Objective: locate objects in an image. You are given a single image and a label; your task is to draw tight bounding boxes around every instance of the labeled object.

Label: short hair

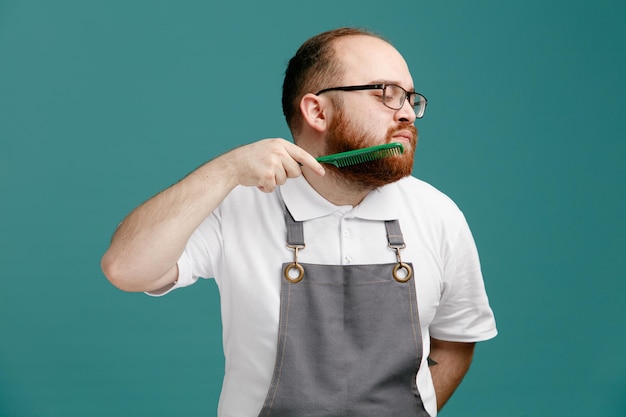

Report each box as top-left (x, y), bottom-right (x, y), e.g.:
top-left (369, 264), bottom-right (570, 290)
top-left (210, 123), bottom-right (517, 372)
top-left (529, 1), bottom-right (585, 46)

top-left (281, 27), bottom-right (385, 135)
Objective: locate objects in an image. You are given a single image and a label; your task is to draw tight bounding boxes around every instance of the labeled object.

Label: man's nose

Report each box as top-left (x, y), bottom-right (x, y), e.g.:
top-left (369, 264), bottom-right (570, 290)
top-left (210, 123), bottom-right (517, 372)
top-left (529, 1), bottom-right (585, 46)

top-left (395, 98), bottom-right (417, 123)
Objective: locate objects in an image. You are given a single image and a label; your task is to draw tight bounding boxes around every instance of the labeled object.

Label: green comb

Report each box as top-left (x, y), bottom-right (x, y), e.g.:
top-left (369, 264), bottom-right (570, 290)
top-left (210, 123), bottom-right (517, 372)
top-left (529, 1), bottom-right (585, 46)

top-left (315, 143), bottom-right (404, 167)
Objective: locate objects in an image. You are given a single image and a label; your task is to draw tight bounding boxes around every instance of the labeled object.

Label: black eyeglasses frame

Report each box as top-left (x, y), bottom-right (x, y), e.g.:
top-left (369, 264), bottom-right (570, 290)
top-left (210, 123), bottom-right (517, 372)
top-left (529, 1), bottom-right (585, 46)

top-left (315, 83), bottom-right (427, 118)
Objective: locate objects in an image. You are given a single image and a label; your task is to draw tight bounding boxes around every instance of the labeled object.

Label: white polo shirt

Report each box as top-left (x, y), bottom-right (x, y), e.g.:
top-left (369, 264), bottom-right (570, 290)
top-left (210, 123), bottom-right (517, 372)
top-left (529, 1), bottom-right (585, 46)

top-left (150, 175), bottom-right (497, 417)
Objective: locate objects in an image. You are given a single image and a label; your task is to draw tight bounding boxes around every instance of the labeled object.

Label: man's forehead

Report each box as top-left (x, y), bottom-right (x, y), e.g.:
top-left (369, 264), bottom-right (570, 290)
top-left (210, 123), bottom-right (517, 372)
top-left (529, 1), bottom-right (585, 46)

top-left (333, 35), bottom-right (414, 88)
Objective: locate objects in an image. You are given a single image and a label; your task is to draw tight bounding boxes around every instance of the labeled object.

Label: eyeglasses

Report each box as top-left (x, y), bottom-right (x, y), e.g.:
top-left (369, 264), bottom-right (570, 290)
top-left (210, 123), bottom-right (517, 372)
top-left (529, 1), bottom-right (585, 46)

top-left (315, 83), bottom-right (427, 118)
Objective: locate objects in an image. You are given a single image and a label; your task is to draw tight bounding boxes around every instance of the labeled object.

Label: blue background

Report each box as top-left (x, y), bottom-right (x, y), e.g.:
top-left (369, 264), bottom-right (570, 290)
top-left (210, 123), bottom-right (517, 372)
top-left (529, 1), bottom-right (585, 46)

top-left (1, 1), bottom-right (625, 416)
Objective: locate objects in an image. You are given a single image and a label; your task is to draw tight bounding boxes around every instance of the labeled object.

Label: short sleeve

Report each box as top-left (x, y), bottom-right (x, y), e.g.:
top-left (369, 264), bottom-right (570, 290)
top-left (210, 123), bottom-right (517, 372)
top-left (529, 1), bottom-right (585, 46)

top-left (145, 211), bottom-right (222, 297)
top-left (429, 220), bottom-right (497, 342)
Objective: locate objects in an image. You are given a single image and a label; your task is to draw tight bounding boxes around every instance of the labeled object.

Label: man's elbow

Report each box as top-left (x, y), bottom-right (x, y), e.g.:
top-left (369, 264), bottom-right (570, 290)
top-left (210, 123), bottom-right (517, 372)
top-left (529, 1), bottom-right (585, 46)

top-left (101, 251), bottom-right (177, 293)
top-left (101, 251), bottom-right (142, 292)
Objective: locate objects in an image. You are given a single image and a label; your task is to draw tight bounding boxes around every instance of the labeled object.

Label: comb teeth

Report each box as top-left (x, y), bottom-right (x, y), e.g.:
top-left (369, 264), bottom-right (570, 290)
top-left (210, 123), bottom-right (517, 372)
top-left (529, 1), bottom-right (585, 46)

top-left (334, 145), bottom-right (403, 167)
top-left (315, 143), bottom-right (405, 167)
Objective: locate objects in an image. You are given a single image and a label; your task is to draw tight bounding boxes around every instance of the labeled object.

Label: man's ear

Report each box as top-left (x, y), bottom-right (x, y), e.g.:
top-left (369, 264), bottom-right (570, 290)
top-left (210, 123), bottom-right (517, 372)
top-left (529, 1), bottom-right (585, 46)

top-left (299, 93), bottom-right (329, 133)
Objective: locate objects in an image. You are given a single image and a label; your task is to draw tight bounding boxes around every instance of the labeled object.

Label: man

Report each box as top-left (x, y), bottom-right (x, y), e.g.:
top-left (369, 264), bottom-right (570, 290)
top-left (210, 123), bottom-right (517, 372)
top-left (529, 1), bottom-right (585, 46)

top-left (102, 27), bottom-right (497, 416)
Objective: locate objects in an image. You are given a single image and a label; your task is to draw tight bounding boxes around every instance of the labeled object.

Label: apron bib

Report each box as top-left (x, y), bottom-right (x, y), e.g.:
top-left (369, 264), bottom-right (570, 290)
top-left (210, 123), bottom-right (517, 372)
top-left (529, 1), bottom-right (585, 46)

top-left (258, 210), bottom-right (430, 417)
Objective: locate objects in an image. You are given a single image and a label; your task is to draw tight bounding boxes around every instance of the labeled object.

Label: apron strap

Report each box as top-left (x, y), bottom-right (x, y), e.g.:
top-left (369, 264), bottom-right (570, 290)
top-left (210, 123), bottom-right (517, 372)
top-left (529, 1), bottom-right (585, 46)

top-left (385, 220), bottom-right (413, 283)
top-left (283, 209), bottom-right (306, 283)
top-left (385, 219), bottom-right (406, 249)
top-left (285, 209), bottom-right (305, 247)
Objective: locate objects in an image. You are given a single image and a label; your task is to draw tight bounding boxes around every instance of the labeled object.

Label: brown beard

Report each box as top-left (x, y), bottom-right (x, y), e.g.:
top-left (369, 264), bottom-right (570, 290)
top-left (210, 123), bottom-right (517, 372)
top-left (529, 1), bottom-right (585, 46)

top-left (324, 108), bottom-right (417, 190)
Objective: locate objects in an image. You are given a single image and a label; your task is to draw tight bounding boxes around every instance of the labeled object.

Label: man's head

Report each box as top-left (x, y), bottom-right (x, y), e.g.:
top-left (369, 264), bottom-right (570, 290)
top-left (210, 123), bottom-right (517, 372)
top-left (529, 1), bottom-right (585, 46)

top-left (283, 28), bottom-right (422, 189)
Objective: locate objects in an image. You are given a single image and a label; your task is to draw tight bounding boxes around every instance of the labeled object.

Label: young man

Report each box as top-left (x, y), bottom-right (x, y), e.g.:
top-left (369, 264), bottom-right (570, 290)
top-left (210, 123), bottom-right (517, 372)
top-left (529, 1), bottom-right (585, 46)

top-left (102, 27), bottom-right (497, 416)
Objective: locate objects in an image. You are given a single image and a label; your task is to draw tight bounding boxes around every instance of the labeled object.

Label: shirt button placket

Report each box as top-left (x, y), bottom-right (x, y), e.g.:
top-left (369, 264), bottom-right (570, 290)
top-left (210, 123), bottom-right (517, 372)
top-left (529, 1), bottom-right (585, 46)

top-left (342, 218), bottom-right (352, 264)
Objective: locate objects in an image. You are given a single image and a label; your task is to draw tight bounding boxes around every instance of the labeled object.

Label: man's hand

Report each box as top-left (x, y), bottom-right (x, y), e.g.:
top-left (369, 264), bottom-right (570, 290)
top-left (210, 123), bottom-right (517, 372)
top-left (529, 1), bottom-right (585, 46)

top-left (229, 138), bottom-right (325, 193)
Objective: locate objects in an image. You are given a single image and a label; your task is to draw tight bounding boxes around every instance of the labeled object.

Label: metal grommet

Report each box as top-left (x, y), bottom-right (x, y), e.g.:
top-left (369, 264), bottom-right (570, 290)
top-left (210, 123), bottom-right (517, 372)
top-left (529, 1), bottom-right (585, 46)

top-left (393, 262), bottom-right (412, 283)
top-left (284, 262), bottom-right (304, 283)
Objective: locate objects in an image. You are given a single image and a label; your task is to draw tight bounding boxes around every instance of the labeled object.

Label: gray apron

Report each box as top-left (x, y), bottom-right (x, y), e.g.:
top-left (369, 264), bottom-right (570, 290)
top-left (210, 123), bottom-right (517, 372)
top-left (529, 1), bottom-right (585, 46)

top-left (258, 210), bottom-right (430, 417)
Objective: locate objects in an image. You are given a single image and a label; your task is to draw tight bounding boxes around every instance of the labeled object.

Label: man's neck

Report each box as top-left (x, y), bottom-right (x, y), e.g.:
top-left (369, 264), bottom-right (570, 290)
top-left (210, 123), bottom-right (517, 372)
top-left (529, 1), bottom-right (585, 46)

top-left (302, 168), bottom-right (373, 207)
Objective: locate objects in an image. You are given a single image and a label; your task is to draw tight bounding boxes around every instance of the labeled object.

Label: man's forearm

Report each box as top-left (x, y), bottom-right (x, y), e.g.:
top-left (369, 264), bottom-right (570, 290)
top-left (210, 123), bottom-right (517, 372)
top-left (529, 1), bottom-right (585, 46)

top-left (428, 338), bottom-right (476, 411)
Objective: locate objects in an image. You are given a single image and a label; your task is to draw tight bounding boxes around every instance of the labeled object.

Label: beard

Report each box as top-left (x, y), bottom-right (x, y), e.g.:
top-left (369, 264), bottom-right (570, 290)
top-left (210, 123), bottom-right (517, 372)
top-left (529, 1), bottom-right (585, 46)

top-left (324, 108), bottom-right (417, 190)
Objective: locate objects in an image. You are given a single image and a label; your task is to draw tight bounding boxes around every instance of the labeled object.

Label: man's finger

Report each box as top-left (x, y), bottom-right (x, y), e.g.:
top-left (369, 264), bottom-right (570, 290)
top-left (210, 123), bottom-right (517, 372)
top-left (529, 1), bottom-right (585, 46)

top-left (286, 144), bottom-right (325, 176)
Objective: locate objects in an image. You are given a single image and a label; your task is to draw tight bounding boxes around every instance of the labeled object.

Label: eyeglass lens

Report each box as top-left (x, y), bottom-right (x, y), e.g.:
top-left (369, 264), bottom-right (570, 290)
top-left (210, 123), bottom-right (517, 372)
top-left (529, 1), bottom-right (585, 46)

top-left (383, 85), bottom-right (424, 116)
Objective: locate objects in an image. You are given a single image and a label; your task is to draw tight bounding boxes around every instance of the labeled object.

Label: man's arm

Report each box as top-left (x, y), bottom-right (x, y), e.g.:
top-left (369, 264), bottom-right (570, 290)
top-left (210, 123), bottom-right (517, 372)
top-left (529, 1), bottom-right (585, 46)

top-left (101, 138), bottom-right (324, 293)
top-left (428, 337), bottom-right (476, 412)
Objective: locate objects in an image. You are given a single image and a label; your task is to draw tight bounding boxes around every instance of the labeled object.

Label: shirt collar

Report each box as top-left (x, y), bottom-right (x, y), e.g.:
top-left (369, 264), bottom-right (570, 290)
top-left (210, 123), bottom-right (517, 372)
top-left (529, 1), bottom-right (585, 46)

top-left (279, 176), bottom-right (402, 221)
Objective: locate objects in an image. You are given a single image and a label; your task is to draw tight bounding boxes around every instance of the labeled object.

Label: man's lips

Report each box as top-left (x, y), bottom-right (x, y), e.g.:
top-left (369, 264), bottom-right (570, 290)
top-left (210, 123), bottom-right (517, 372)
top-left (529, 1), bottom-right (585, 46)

top-left (391, 130), bottom-right (415, 145)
